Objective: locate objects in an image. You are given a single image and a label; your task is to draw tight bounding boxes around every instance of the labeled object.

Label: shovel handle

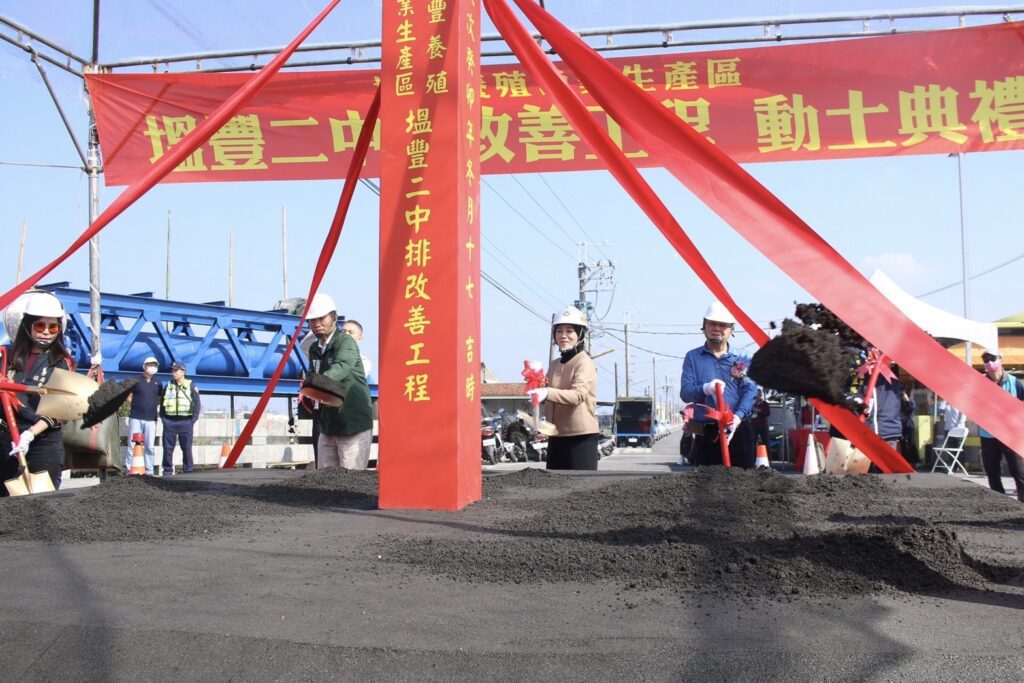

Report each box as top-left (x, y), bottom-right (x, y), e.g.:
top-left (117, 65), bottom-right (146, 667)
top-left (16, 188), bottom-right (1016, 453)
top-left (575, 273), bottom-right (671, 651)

top-left (715, 384), bottom-right (732, 468)
top-left (0, 380), bottom-right (48, 395)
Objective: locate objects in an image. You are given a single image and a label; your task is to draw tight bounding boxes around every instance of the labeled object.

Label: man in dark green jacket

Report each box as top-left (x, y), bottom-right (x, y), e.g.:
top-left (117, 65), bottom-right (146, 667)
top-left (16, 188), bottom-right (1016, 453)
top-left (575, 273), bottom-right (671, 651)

top-left (306, 293), bottom-right (374, 469)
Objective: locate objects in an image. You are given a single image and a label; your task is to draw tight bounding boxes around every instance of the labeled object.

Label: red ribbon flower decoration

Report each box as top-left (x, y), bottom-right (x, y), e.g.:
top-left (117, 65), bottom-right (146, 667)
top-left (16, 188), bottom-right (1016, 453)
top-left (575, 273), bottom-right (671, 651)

top-left (855, 347), bottom-right (896, 383)
top-left (522, 360), bottom-right (546, 406)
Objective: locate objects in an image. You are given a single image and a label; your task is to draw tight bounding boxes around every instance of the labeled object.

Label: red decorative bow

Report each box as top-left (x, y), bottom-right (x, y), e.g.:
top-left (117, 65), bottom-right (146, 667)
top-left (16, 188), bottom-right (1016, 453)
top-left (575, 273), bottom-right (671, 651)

top-left (856, 347), bottom-right (896, 383)
top-left (521, 360), bottom-right (546, 391)
top-left (701, 384), bottom-right (734, 467)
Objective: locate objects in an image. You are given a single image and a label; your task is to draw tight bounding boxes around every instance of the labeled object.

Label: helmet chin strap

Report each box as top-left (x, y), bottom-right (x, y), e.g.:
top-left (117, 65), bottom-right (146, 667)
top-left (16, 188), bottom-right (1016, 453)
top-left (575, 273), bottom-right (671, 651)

top-left (34, 340), bottom-right (53, 350)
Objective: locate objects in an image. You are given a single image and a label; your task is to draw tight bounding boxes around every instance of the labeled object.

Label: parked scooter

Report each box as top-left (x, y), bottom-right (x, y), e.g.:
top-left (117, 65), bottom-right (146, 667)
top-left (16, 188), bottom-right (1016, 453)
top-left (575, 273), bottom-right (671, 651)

top-left (481, 416), bottom-right (499, 465)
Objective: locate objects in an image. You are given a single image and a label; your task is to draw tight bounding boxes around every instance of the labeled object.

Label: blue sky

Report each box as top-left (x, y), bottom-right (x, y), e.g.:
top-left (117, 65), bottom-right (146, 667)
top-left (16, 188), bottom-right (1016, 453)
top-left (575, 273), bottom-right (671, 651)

top-left (1, 1), bottom-right (1022, 405)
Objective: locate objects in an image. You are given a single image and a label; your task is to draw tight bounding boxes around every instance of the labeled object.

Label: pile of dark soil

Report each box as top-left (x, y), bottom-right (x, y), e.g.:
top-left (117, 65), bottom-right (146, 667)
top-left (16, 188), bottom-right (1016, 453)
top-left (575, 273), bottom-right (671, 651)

top-left (0, 468), bottom-right (377, 543)
top-left (2, 467), bottom-right (1020, 599)
top-left (383, 468), bottom-right (1024, 598)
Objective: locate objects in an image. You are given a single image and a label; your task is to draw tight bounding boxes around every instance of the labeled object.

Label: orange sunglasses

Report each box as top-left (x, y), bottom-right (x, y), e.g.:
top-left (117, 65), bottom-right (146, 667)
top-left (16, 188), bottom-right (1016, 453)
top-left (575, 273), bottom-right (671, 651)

top-left (31, 321), bottom-right (62, 334)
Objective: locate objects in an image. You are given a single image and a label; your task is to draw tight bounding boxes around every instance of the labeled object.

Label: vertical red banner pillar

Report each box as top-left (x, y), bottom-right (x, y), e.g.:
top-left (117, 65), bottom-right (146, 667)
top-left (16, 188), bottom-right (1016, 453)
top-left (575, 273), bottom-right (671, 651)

top-left (378, 0), bottom-right (482, 509)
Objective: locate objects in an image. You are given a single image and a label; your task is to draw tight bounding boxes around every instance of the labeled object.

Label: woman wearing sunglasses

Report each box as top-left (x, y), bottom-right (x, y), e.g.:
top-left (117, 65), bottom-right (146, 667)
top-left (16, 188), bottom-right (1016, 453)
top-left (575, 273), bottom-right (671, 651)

top-left (1, 291), bottom-right (75, 494)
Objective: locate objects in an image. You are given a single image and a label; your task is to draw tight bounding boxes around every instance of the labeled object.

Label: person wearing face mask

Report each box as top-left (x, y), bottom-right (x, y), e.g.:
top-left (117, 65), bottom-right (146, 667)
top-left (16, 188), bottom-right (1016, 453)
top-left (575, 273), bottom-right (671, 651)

top-left (123, 356), bottom-right (163, 476)
top-left (526, 306), bottom-right (600, 470)
top-left (978, 351), bottom-right (1024, 502)
top-left (680, 301), bottom-right (758, 468)
top-left (0, 291), bottom-right (74, 494)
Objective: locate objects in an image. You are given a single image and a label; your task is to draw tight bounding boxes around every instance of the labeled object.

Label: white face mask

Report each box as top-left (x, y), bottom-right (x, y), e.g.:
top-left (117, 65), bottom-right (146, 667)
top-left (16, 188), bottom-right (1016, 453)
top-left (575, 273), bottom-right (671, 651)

top-left (144, 366), bottom-right (157, 376)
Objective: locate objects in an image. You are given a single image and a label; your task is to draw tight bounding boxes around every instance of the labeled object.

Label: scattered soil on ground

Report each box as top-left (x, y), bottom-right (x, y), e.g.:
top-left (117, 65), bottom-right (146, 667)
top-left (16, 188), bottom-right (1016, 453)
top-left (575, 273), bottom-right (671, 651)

top-left (2, 467), bottom-right (1021, 599)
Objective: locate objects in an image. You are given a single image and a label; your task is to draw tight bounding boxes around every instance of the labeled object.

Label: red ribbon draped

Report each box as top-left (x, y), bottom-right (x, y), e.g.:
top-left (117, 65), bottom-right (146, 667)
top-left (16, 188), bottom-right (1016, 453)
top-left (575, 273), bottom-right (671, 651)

top-left (487, 0), bottom-right (911, 472)
top-left (0, 0), bottom-right (343, 313)
top-left (498, 0), bottom-right (1024, 468)
top-left (222, 88), bottom-right (381, 468)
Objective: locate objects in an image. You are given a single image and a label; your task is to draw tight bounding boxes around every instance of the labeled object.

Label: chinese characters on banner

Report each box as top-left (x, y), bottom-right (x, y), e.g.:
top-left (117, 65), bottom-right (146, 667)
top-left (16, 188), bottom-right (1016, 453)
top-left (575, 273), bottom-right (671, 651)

top-left (378, 0), bottom-right (482, 510)
top-left (87, 21), bottom-right (1024, 185)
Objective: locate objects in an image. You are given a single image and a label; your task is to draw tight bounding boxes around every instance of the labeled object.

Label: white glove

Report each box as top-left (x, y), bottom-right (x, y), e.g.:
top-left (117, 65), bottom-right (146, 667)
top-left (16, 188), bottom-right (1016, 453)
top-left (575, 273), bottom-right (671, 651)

top-left (90, 352), bottom-right (102, 366)
top-left (526, 388), bottom-right (549, 403)
top-left (725, 414), bottom-right (742, 445)
top-left (10, 430), bottom-right (34, 456)
top-left (702, 379), bottom-right (725, 396)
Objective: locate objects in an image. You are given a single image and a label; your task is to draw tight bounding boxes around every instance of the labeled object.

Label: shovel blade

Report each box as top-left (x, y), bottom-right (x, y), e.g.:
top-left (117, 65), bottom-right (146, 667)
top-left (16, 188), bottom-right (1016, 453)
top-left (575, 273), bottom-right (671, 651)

top-left (4, 476), bottom-right (29, 497)
top-left (27, 470), bottom-right (55, 494)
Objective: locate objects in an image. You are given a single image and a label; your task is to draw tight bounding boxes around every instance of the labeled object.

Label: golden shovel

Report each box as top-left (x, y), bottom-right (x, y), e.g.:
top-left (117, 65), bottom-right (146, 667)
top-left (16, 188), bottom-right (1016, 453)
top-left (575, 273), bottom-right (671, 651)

top-left (4, 450), bottom-right (55, 496)
top-left (1, 368), bottom-right (97, 496)
top-left (34, 367), bottom-right (99, 421)
top-left (516, 409), bottom-right (558, 437)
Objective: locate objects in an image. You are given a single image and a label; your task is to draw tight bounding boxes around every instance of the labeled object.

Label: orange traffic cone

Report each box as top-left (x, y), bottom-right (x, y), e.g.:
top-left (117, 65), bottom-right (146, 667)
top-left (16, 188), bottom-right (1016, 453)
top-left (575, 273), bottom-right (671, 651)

top-left (218, 442), bottom-right (231, 468)
top-left (128, 443), bottom-right (147, 475)
top-left (802, 434), bottom-right (820, 476)
top-left (755, 443), bottom-right (770, 469)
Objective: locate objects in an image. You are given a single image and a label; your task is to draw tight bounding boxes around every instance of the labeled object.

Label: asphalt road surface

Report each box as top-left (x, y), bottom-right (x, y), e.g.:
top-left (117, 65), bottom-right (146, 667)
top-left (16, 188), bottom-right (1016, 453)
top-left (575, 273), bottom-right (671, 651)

top-left (1, 433), bottom-right (1021, 682)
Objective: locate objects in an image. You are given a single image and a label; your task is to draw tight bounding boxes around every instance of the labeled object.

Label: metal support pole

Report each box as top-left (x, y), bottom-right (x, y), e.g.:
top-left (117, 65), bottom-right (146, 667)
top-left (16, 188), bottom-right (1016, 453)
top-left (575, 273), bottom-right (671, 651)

top-left (87, 119), bottom-right (101, 357)
top-left (623, 313), bottom-right (631, 397)
top-left (956, 152), bottom-right (972, 366)
top-left (166, 210), bottom-right (172, 299)
top-left (228, 231), bottom-right (234, 306)
top-left (16, 219), bottom-right (26, 283)
top-left (281, 205), bottom-right (289, 299)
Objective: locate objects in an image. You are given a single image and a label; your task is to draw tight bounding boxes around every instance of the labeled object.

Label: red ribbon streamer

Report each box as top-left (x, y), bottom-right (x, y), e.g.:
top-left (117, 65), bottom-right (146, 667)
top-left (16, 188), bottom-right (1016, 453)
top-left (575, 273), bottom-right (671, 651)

top-left (500, 0), bottom-right (1024, 470)
top-left (487, 0), bottom-right (910, 472)
top-left (0, 0), bottom-right (342, 313)
top-left (222, 88), bottom-right (381, 469)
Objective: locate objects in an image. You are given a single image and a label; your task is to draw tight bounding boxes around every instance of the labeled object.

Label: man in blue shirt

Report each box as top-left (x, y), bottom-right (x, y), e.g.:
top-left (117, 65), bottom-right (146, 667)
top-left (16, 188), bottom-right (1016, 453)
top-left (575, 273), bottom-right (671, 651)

top-left (680, 301), bottom-right (758, 468)
top-left (125, 356), bottom-right (163, 475)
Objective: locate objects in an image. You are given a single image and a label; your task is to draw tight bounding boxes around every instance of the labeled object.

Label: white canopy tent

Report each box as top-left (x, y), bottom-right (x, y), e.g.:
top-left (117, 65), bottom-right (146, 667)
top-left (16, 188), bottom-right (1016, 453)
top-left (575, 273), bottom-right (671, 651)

top-left (868, 270), bottom-right (999, 353)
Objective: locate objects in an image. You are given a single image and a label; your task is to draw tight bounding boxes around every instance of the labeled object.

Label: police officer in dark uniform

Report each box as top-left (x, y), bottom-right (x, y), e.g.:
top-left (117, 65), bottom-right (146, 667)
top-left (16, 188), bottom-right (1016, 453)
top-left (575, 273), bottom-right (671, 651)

top-left (160, 361), bottom-right (201, 475)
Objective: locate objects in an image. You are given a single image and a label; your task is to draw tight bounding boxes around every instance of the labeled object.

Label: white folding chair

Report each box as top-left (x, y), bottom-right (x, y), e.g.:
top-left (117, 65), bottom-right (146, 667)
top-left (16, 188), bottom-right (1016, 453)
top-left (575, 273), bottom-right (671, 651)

top-left (931, 426), bottom-right (969, 475)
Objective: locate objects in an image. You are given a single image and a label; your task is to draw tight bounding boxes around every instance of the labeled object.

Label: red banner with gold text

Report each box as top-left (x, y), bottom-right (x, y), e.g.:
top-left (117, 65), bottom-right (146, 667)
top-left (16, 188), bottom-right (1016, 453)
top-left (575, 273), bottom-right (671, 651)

top-left (88, 21), bottom-right (1024, 185)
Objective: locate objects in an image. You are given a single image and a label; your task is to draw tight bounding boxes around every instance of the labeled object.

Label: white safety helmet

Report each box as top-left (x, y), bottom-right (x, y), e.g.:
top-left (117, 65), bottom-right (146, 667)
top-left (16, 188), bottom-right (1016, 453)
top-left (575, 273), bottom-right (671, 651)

top-left (3, 291), bottom-right (35, 340)
top-left (703, 301), bottom-right (736, 325)
top-left (305, 293), bottom-right (337, 320)
top-left (553, 306), bottom-right (589, 330)
top-left (142, 356), bottom-right (159, 369)
top-left (11, 291), bottom-right (68, 336)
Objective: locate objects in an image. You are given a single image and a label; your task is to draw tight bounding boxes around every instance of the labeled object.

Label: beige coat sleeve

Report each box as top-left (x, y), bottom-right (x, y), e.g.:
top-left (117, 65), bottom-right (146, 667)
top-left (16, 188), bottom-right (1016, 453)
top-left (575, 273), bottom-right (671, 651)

top-left (546, 355), bottom-right (596, 405)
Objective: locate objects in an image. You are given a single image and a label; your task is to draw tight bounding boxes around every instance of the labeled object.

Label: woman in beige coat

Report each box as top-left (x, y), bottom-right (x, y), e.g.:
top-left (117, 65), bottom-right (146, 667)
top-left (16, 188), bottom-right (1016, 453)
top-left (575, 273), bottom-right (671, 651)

top-left (527, 306), bottom-right (600, 470)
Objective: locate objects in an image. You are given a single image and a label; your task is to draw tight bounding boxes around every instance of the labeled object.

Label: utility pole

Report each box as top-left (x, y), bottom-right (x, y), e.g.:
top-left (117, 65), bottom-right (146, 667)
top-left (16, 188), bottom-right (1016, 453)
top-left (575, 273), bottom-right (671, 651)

top-left (548, 313), bottom-right (556, 365)
top-left (87, 119), bottom-right (101, 359)
top-left (955, 152), bottom-right (972, 366)
top-left (16, 219), bottom-right (27, 283)
top-left (624, 312), bottom-right (630, 397)
top-left (651, 356), bottom-right (656, 417)
top-left (281, 205), bottom-right (289, 299)
top-left (614, 361), bottom-right (619, 398)
top-left (662, 374), bottom-right (673, 422)
top-left (575, 241), bottom-right (615, 349)
top-left (165, 210), bottom-right (172, 299)
top-left (228, 231), bottom-right (234, 307)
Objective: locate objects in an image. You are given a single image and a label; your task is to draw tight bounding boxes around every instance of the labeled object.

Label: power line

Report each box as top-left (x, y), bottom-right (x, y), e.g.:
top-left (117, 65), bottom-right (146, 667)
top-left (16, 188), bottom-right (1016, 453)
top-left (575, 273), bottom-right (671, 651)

top-left (481, 235), bottom-right (564, 310)
top-left (601, 329), bottom-right (686, 359)
top-left (481, 271), bottom-right (549, 323)
top-left (511, 175), bottom-right (582, 249)
top-left (538, 173), bottom-right (610, 261)
top-left (482, 178), bottom-right (576, 260)
top-left (916, 250), bottom-right (1024, 298)
top-left (360, 178), bottom-right (560, 315)
top-left (0, 160), bottom-right (82, 170)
